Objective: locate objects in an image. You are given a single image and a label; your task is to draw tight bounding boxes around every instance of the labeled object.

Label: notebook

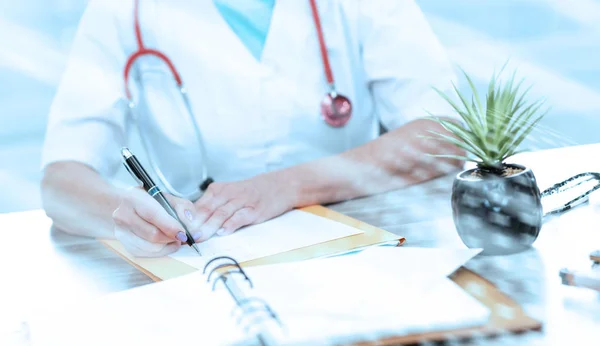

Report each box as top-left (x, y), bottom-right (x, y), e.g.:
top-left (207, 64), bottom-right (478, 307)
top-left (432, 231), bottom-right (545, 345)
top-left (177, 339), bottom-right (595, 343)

top-left (25, 247), bottom-right (489, 346)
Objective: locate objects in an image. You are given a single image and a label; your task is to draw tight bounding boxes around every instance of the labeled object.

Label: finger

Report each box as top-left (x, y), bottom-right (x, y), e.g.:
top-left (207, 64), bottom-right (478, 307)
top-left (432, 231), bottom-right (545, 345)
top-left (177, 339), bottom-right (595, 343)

top-left (127, 214), bottom-right (174, 244)
top-left (218, 207), bottom-right (257, 236)
top-left (164, 194), bottom-right (198, 230)
top-left (113, 191), bottom-right (182, 244)
top-left (193, 183), bottom-right (229, 224)
top-left (129, 189), bottom-right (187, 242)
top-left (163, 195), bottom-right (207, 242)
top-left (195, 200), bottom-right (242, 242)
top-left (115, 225), bottom-right (181, 258)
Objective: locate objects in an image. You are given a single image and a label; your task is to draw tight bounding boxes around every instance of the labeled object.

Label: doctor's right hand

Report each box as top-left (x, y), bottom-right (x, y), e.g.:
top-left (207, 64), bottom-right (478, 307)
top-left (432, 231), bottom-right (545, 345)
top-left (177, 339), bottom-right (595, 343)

top-left (112, 186), bottom-right (201, 257)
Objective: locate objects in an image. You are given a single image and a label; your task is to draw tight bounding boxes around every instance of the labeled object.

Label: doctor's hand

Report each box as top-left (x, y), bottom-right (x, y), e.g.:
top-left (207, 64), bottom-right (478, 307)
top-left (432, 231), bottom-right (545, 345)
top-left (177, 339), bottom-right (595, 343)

top-left (112, 186), bottom-right (201, 257)
top-left (191, 173), bottom-right (296, 242)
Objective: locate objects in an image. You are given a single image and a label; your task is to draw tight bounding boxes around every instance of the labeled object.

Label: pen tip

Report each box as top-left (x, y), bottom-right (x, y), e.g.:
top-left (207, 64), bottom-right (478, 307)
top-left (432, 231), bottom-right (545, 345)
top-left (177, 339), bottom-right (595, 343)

top-left (192, 244), bottom-right (202, 256)
top-left (121, 147), bottom-right (132, 159)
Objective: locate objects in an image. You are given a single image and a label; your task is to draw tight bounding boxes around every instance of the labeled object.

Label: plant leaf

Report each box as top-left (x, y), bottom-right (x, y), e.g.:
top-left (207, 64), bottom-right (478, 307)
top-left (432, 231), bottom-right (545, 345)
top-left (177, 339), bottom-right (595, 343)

top-left (461, 68), bottom-right (485, 130)
top-left (428, 120), bottom-right (480, 150)
top-left (432, 118), bottom-right (488, 152)
top-left (424, 111), bottom-right (487, 153)
top-left (491, 74), bottom-right (517, 137)
top-left (424, 153), bottom-right (481, 164)
top-left (502, 149), bottom-right (528, 160)
top-left (497, 99), bottom-right (547, 153)
top-left (426, 129), bottom-right (489, 160)
top-left (431, 87), bottom-right (485, 139)
top-left (428, 60), bottom-right (547, 166)
top-left (504, 110), bottom-right (549, 155)
top-left (508, 98), bottom-right (546, 134)
top-left (494, 81), bottom-right (530, 141)
top-left (451, 82), bottom-right (484, 132)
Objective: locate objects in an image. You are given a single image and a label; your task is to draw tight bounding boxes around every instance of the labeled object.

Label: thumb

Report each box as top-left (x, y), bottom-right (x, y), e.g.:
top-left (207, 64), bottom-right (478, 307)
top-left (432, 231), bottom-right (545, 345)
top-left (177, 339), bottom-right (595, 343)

top-left (115, 225), bottom-right (182, 258)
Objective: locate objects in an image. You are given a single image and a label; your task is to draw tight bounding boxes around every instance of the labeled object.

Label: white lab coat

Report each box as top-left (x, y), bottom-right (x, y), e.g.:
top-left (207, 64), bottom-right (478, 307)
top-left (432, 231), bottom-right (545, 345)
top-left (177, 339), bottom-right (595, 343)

top-left (41, 0), bottom-right (456, 194)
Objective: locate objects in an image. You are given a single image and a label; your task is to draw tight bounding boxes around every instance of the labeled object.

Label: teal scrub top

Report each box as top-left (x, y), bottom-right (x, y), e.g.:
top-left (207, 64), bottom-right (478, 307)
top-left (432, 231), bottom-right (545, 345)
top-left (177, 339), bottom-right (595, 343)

top-left (213, 0), bottom-right (276, 61)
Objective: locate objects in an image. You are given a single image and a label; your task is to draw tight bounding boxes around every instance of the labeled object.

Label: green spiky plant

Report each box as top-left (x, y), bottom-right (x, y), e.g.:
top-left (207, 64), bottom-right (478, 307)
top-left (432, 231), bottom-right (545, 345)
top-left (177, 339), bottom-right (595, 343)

top-left (425, 64), bottom-right (550, 175)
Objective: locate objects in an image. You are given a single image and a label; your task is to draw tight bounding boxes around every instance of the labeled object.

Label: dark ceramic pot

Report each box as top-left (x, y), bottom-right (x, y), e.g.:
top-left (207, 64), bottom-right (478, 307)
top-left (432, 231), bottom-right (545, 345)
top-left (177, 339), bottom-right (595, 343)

top-left (451, 164), bottom-right (543, 255)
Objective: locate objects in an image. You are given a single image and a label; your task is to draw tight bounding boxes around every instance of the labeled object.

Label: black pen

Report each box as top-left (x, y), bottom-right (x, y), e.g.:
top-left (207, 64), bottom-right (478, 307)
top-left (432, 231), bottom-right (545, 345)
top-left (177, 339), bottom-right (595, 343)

top-left (120, 147), bottom-right (202, 256)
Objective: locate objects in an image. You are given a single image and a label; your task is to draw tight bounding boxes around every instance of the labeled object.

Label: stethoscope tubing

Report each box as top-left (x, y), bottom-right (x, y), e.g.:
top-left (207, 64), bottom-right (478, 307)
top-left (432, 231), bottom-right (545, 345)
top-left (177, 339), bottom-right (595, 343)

top-left (122, 0), bottom-right (351, 198)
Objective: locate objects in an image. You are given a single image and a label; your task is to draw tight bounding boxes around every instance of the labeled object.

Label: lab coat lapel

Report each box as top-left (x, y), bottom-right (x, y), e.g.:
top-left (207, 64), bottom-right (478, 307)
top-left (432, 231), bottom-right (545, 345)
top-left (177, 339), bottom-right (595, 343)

top-left (260, 0), bottom-right (335, 119)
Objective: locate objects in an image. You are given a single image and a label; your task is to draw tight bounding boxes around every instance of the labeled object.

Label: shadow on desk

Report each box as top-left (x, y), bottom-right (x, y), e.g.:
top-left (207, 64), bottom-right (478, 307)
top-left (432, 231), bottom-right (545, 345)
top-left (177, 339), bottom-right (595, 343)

top-left (47, 225), bottom-right (155, 290)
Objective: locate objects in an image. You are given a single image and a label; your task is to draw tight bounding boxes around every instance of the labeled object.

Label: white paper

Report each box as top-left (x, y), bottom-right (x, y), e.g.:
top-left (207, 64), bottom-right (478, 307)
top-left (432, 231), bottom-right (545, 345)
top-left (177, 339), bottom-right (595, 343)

top-left (332, 246), bottom-right (483, 279)
top-left (26, 247), bottom-right (488, 346)
top-left (26, 272), bottom-right (248, 346)
top-left (238, 247), bottom-right (489, 345)
top-left (239, 246), bottom-right (483, 289)
top-left (170, 209), bottom-right (364, 268)
top-left (265, 279), bottom-right (490, 345)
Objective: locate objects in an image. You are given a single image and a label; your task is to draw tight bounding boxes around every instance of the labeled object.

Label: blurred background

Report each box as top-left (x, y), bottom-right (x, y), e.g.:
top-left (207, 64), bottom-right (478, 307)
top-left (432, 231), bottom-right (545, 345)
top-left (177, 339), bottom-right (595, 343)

top-left (1, 0), bottom-right (599, 213)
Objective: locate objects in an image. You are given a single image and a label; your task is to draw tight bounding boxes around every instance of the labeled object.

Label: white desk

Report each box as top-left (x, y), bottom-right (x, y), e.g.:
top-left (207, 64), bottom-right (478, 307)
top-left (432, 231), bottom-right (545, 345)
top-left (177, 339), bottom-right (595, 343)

top-left (2, 144), bottom-right (600, 345)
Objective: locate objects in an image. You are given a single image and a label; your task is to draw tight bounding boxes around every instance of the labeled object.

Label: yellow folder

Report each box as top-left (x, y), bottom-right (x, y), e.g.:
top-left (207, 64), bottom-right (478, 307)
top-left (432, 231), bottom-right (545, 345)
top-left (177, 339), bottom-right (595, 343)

top-left (100, 205), bottom-right (404, 281)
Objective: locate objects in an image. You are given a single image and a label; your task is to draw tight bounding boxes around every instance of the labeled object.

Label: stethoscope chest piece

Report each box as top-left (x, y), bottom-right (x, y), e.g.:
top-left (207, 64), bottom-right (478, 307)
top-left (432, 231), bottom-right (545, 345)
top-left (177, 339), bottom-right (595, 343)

top-left (308, 0), bottom-right (353, 128)
top-left (321, 91), bottom-right (352, 127)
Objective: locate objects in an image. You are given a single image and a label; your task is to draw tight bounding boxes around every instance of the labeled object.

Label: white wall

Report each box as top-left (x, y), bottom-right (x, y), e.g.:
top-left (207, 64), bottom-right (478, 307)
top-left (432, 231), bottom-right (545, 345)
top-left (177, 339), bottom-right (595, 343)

top-left (420, 0), bottom-right (600, 151)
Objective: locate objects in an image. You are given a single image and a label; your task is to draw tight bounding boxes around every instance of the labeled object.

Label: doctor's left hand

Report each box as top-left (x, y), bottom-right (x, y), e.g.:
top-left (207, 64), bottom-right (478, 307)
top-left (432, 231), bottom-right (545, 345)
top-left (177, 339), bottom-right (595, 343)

top-left (190, 172), bottom-right (296, 242)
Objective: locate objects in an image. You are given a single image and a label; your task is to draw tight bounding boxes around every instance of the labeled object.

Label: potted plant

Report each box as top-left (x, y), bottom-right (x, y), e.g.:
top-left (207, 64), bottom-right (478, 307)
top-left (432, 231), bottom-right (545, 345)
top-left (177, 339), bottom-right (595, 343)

top-left (425, 65), bottom-right (550, 255)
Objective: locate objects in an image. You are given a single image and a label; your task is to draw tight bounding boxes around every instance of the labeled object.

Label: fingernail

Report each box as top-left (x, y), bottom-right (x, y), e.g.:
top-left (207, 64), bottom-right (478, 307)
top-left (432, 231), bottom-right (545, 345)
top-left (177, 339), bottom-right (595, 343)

top-left (217, 228), bottom-right (227, 236)
top-left (176, 232), bottom-right (187, 242)
top-left (184, 209), bottom-right (193, 221)
top-left (192, 232), bottom-right (202, 241)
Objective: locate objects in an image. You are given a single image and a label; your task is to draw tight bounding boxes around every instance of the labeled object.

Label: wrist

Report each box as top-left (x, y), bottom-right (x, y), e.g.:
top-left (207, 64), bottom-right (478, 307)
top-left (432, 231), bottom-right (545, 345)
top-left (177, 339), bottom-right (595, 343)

top-left (271, 163), bottom-right (338, 208)
top-left (262, 167), bottom-right (305, 209)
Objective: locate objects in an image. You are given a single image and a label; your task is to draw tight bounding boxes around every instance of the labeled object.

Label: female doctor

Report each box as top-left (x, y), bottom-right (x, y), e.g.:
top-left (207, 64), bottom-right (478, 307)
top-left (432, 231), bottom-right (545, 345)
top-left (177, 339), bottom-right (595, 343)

top-left (40, 0), bottom-right (464, 257)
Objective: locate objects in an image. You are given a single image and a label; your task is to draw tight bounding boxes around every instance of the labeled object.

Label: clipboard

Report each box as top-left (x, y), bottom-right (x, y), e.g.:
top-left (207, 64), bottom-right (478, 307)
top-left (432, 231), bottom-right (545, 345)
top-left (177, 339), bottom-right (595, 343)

top-left (100, 205), bottom-right (542, 344)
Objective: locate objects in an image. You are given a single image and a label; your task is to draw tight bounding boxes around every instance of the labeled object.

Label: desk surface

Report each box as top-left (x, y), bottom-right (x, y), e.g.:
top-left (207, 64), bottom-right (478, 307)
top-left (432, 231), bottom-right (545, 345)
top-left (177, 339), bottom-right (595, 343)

top-left (3, 144), bottom-right (600, 345)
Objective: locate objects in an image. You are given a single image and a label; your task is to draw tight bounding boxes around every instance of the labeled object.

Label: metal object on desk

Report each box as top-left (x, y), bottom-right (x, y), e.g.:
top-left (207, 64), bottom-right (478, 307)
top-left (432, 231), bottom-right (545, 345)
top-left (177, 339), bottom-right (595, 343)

top-left (559, 268), bottom-right (600, 292)
top-left (541, 172), bottom-right (600, 216)
top-left (590, 250), bottom-right (600, 264)
top-left (558, 250), bottom-right (600, 292)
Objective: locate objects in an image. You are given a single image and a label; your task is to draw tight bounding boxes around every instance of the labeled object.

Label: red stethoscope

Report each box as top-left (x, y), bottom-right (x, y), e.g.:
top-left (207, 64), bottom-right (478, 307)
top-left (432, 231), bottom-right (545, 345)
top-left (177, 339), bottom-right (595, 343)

top-left (124, 0), bottom-right (353, 128)
top-left (307, 0), bottom-right (353, 127)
